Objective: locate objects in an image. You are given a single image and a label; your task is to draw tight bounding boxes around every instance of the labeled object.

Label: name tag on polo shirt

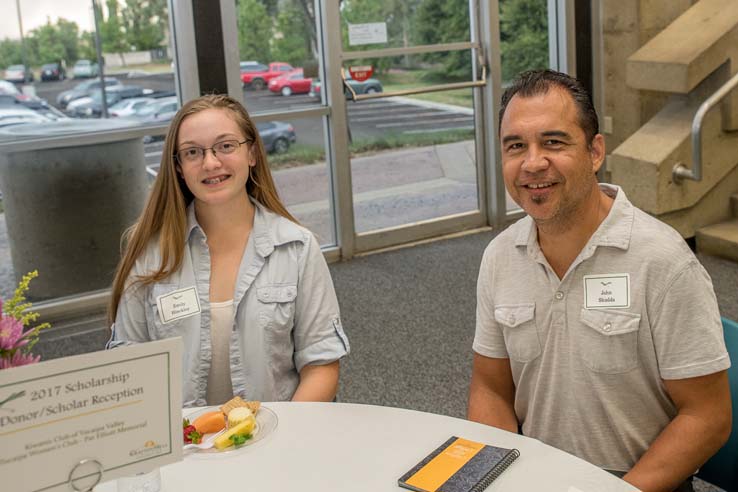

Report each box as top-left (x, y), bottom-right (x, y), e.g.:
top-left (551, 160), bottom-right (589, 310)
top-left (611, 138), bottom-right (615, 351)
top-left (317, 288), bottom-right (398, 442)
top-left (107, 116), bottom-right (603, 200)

top-left (156, 286), bottom-right (201, 324)
top-left (583, 274), bottom-right (630, 309)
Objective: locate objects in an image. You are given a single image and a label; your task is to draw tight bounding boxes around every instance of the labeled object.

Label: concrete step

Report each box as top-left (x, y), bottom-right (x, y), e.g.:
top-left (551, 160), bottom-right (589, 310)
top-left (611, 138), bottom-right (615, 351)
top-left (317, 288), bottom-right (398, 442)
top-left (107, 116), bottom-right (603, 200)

top-left (697, 219), bottom-right (738, 263)
top-left (731, 193), bottom-right (738, 218)
top-left (626, 0), bottom-right (738, 94)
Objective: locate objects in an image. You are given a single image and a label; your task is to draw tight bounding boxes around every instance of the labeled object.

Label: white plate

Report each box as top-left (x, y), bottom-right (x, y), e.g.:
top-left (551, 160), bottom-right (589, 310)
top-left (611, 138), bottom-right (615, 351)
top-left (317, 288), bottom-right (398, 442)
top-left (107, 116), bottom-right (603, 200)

top-left (184, 405), bottom-right (278, 458)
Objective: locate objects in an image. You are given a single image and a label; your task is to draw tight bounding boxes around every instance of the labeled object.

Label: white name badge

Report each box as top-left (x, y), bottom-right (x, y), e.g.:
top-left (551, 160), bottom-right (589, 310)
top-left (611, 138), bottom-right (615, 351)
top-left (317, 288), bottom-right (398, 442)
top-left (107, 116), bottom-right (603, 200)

top-left (0, 338), bottom-right (182, 492)
top-left (156, 286), bottom-right (201, 324)
top-left (583, 274), bottom-right (630, 309)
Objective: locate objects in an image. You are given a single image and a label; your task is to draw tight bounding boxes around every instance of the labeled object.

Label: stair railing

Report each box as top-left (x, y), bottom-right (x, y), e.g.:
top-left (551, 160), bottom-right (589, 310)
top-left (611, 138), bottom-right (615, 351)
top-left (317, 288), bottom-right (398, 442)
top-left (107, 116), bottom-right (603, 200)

top-left (673, 70), bottom-right (738, 183)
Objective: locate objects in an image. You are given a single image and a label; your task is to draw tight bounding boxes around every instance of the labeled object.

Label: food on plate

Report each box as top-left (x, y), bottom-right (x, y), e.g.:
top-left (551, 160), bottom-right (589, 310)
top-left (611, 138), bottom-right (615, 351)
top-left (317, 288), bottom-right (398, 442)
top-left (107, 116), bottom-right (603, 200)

top-left (192, 410), bottom-right (226, 434)
top-left (227, 407), bottom-right (254, 428)
top-left (214, 417), bottom-right (255, 450)
top-left (182, 418), bottom-right (202, 444)
top-left (220, 395), bottom-right (260, 415)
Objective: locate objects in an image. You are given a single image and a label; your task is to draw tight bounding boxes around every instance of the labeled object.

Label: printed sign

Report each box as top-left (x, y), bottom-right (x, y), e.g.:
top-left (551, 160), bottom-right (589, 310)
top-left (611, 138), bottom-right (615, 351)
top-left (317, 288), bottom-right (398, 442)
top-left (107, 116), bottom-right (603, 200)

top-left (348, 22), bottom-right (388, 46)
top-left (583, 274), bottom-right (630, 309)
top-left (0, 339), bottom-right (182, 491)
top-left (348, 65), bottom-right (374, 82)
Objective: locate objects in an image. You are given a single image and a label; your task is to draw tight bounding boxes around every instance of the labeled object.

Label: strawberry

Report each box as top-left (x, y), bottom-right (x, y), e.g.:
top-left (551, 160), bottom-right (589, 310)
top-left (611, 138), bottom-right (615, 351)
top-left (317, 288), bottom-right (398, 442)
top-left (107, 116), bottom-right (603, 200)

top-left (182, 419), bottom-right (202, 444)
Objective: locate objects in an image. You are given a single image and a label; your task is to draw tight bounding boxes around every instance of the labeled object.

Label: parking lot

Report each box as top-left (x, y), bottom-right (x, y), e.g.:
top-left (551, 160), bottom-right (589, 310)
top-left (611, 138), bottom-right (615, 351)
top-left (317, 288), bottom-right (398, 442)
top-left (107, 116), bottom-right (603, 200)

top-left (30, 72), bottom-right (474, 162)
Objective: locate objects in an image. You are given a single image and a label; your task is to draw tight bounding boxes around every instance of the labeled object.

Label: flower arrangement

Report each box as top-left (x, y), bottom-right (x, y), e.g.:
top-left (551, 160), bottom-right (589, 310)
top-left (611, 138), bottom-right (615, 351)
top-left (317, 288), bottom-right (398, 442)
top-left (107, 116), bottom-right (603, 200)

top-left (0, 271), bottom-right (50, 369)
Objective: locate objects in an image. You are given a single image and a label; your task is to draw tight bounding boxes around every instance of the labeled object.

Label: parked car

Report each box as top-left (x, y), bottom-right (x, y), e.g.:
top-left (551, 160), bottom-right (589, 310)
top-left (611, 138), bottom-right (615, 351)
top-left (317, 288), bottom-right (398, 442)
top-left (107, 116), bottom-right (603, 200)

top-left (0, 108), bottom-right (49, 128)
top-left (241, 62), bottom-right (293, 90)
top-left (72, 59), bottom-right (99, 79)
top-left (240, 61), bottom-right (263, 73)
top-left (268, 69), bottom-right (312, 96)
top-left (131, 96), bottom-right (179, 123)
top-left (0, 90), bottom-right (66, 121)
top-left (309, 72), bottom-right (383, 99)
top-left (66, 86), bottom-right (154, 118)
top-left (4, 65), bottom-right (34, 83)
top-left (41, 62), bottom-right (66, 81)
top-left (257, 121), bottom-right (296, 154)
top-left (109, 96), bottom-right (155, 117)
top-left (0, 80), bottom-right (19, 95)
top-left (56, 77), bottom-right (122, 108)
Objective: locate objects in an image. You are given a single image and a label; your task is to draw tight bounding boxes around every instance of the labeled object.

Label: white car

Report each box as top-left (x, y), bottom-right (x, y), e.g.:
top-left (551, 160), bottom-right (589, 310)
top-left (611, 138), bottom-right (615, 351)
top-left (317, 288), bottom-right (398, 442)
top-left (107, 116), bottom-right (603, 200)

top-left (0, 108), bottom-right (49, 128)
top-left (109, 97), bottom-right (155, 117)
top-left (0, 80), bottom-right (20, 95)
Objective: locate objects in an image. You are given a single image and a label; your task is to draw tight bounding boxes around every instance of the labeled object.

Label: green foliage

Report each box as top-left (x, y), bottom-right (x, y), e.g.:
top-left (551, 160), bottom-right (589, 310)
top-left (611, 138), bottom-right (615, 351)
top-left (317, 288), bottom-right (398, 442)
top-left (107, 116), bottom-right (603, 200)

top-left (100, 0), bottom-right (129, 53)
top-left (413, 0), bottom-right (471, 80)
top-left (500, 0), bottom-right (548, 82)
top-left (78, 32), bottom-right (98, 61)
top-left (237, 0), bottom-right (272, 63)
top-left (121, 0), bottom-right (168, 51)
top-left (28, 18), bottom-right (81, 65)
top-left (272, 5), bottom-right (311, 66)
top-left (0, 38), bottom-right (24, 69)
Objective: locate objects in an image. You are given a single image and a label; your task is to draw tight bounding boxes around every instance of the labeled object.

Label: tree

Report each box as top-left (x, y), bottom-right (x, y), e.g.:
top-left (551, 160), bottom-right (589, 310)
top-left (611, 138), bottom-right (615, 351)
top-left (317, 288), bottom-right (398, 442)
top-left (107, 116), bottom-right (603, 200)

top-left (414, 0), bottom-right (471, 81)
top-left (100, 0), bottom-right (129, 54)
top-left (78, 31), bottom-right (99, 60)
top-left (121, 0), bottom-right (168, 51)
top-left (0, 38), bottom-right (25, 68)
top-left (272, 5), bottom-right (311, 66)
top-left (31, 22), bottom-right (67, 64)
top-left (237, 0), bottom-right (271, 63)
top-left (499, 0), bottom-right (548, 82)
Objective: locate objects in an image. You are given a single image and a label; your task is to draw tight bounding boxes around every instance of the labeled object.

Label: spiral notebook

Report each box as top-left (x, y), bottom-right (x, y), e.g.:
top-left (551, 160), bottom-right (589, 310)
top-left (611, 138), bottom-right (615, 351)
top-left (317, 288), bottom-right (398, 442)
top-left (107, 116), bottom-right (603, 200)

top-left (398, 436), bottom-right (520, 492)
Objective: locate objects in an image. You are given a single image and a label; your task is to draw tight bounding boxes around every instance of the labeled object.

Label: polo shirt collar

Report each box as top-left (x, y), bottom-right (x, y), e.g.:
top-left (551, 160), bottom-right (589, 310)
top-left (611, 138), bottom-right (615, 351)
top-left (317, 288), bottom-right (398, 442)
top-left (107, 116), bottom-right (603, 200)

top-left (185, 197), bottom-right (303, 258)
top-left (514, 183), bottom-right (634, 252)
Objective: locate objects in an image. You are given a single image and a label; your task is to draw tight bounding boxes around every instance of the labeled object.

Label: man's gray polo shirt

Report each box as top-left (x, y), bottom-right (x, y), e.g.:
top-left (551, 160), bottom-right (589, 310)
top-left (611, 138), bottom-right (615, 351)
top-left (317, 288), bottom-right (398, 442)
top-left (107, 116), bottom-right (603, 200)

top-left (473, 184), bottom-right (730, 471)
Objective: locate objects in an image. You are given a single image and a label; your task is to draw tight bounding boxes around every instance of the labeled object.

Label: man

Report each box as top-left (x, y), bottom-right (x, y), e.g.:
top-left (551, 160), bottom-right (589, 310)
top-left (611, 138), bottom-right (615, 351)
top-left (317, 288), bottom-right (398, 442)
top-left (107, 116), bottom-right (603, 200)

top-left (468, 69), bottom-right (731, 492)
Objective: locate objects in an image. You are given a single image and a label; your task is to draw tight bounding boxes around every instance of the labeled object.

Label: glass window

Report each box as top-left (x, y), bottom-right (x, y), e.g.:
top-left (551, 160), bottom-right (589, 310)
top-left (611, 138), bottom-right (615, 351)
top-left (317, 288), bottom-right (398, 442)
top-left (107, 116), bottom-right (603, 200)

top-left (0, 2), bottom-right (175, 301)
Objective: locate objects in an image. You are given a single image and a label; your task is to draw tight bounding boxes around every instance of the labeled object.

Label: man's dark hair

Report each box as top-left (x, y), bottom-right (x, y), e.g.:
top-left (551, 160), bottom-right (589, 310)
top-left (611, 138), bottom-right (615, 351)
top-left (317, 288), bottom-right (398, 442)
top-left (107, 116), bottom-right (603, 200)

top-left (499, 69), bottom-right (599, 143)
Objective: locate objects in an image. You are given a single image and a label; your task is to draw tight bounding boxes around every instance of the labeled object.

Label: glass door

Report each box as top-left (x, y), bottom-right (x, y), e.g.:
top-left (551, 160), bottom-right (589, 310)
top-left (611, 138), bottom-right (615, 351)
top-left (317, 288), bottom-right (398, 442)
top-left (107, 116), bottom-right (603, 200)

top-left (324, 0), bottom-right (490, 254)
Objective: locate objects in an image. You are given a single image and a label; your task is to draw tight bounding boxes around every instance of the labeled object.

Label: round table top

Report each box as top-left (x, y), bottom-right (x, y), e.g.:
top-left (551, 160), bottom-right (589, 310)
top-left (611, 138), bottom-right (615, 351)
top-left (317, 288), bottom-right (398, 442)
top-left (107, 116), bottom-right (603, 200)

top-left (96, 402), bottom-right (638, 492)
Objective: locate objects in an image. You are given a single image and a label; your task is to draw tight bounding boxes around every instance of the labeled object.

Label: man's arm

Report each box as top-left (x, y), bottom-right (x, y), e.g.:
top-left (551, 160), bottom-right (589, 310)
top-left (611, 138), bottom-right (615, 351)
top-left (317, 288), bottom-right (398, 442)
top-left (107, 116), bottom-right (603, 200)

top-left (623, 370), bottom-right (731, 492)
top-left (467, 352), bottom-right (519, 433)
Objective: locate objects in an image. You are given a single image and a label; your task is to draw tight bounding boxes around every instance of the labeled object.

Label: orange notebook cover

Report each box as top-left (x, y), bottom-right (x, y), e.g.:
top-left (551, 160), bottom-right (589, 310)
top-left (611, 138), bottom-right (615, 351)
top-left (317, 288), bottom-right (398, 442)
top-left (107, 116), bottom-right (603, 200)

top-left (398, 436), bottom-right (519, 492)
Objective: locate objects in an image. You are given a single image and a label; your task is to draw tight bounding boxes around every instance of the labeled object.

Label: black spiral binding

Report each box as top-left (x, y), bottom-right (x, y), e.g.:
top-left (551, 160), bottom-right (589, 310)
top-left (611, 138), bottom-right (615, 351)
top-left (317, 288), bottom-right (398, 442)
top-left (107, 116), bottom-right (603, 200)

top-left (471, 448), bottom-right (520, 492)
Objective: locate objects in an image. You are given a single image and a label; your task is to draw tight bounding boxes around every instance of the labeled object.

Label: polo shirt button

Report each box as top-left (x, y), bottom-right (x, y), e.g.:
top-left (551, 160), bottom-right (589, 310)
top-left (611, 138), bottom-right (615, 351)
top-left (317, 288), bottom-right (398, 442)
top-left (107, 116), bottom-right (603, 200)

top-left (603, 322), bottom-right (612, 332)
top-left (509, 315), bottom-right (516, 325)
top-left (555, 291), bottom-right (564, 300)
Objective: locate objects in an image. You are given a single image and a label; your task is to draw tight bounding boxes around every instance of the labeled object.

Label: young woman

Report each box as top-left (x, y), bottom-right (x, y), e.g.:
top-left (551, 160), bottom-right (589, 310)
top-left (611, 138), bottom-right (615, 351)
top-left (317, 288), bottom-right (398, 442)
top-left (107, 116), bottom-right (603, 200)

top-left (107, 95), bottom-right (349, 407)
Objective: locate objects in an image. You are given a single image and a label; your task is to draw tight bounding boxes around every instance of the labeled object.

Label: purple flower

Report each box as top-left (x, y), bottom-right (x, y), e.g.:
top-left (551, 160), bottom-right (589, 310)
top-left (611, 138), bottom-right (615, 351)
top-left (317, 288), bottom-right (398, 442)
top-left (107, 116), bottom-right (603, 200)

top-left (0, 313), bottom-right (25, 351)
top-left (0, 350), bottom-right (40, 369)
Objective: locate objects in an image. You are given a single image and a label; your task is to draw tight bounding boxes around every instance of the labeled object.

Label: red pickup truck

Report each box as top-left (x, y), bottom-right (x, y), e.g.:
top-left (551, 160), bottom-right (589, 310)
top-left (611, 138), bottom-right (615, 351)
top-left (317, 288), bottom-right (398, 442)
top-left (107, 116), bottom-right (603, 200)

top-left (241, 62), bottom-right (294, 90)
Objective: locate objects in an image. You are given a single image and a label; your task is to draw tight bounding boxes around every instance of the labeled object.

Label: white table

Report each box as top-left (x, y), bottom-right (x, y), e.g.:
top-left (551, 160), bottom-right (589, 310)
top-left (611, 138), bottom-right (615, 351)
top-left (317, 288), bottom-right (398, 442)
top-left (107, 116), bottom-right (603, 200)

top-left (96, 402), bottom-right (638, 491)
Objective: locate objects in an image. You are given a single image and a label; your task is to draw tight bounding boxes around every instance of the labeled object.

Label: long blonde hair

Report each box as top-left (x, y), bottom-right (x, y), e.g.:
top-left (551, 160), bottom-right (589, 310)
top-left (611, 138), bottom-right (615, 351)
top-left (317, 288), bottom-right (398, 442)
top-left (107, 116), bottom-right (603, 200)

top-left (108, 94), bottom-right (297, 324)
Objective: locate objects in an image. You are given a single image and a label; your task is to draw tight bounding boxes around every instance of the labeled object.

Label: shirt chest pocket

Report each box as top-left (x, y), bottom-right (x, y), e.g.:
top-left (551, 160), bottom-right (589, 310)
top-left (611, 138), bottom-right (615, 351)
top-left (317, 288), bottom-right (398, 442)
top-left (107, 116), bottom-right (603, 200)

top-left (579, 308), bottom-right (641, 373)
top-left (257, 284), bottom-right (297, 333)
top-left (495, 303), bottom-right (541, 363)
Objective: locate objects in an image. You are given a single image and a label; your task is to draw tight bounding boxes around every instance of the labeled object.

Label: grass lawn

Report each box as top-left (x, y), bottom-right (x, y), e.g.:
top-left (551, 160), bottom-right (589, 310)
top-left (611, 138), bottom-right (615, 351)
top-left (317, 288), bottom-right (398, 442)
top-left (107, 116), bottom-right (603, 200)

top-left (267, 129), bottom-right (474, 169)
top-left (107, 61), bottom-right (172, 75)
top-left (380, 69), bottom-right (474, 109)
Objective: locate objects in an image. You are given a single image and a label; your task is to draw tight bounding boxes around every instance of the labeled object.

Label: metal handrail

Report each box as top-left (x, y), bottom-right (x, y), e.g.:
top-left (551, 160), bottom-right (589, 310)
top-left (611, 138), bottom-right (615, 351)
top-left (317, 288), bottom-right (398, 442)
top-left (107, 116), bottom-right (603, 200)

top-left (343, 64), bottom-right (487, 102)
top-left (673, 70), bottom-right (738, 183)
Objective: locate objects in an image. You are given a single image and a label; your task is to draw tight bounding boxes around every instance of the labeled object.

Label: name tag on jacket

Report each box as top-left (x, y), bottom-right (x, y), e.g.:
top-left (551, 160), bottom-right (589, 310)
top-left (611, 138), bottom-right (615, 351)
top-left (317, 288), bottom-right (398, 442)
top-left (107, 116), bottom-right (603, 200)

top-left (156, 286), bottom-right (201, 323)
top-left (583, 274), bottom-right (630, 309)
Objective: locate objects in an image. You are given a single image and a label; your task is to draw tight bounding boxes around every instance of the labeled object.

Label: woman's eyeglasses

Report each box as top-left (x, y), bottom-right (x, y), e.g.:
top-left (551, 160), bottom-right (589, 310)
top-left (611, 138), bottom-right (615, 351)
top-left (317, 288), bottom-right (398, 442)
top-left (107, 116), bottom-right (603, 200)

top-left (175, 140), bottom-right (248, 165)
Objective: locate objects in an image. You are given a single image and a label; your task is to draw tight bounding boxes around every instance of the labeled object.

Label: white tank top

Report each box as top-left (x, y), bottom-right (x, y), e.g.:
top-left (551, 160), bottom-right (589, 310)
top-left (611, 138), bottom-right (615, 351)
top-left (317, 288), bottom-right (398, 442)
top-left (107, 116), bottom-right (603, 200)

top-left (206, 299), bottom-right (234, 405)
